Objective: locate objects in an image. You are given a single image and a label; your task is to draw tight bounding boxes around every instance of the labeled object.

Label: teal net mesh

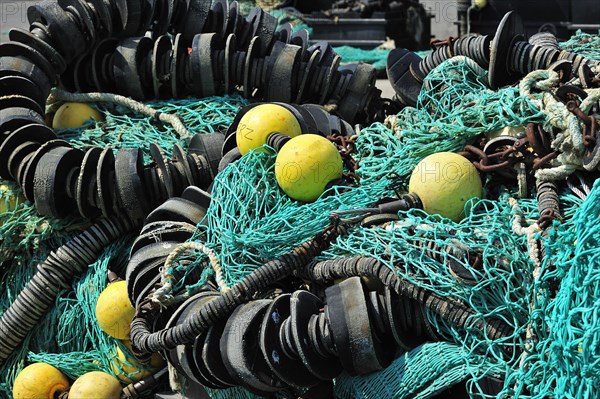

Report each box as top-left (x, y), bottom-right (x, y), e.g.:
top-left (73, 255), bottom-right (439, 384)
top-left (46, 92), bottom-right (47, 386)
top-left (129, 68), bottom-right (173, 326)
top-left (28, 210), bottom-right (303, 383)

top-left (53, 95), bottom-right (247, 160)
top-left (190, 53), bottom-right (599, 398)
top-left (196, 57), bottom-right (547, 286)
top-left (2, 30), bottom-right (600, 399)
top-left (268, 8), bottom-right (313, 34)
top-left (500, 182), bottom-right (600, 399)
top-left (334, 46), bottom-right (392, 70)
top-left (335, 342), bottom-right (505, 398)
top-left (333, 47), bottom-right (431, 71)
top-left (560, 30), bottom-right (600, 60)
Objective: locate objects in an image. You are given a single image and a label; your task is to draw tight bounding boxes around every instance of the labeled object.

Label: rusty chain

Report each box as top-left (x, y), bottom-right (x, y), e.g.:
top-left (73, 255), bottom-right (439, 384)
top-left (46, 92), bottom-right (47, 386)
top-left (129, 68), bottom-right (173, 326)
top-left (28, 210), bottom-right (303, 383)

top-left (327, 133), bottom-right (360, 183)
top-left (459, 124), bottom-right (559, 175)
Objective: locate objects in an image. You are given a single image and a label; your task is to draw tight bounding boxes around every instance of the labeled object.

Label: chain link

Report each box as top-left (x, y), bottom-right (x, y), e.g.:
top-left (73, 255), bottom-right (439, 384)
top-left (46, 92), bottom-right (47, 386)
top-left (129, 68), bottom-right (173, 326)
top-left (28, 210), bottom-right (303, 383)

top-left (327, 134), bottom-right (360, 183)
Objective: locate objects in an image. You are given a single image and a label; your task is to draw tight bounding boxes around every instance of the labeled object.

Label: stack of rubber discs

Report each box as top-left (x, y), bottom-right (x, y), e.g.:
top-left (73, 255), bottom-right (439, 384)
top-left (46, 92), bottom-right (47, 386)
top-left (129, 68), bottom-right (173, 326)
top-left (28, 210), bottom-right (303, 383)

top-left (0, 0), bottom-right (382, 223)
top-left (126, 185), bottom-right (214, 309)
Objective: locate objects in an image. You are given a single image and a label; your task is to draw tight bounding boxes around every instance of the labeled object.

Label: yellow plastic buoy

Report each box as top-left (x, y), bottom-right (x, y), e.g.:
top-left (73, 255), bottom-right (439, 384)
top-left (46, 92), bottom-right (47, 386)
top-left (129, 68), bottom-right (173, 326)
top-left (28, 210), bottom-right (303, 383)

top-left (13, 363), bottom-right (70, 399)
top-left (408, 152), bottom-right (482, 222)
top-left (274, 134), bottom-right (343, 202)
top-left (52, 102), bottom-right (103, 129)
top-left (474, 0), bottom-right (487, 9)
top-left (69, 372), bottom-right (121, 399)
top-left (95, 280), bottom-right (135, 340)
top-left (111, 341), bottom-right (165, 383)
top-left (236, 104), bottom-right (302, 155)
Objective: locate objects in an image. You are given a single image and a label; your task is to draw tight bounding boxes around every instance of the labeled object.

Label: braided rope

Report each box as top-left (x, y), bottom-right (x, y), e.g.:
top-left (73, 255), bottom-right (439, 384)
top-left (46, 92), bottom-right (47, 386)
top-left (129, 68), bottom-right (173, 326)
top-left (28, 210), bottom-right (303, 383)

top-left (48, 89), bottom-right (193, 140)
top-left (151, 241), bottom-right (228, 307)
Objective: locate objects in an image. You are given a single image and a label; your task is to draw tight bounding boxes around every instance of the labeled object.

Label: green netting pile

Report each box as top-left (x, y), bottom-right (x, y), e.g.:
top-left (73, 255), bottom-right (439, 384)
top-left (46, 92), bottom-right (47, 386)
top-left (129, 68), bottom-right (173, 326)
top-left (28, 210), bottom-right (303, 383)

top-left (53, 96), bottom-right (247, 160)
top-left (560, 30), bottom-right (600, 60)
top-left (267, 8), bottom-right (314, 34)
top-left (197, 57), bottom-right (547, 287)
top-left (335, 342), bottom-right (505, 398)
top-left (1, 31), bottom-right (600, 399)
top-left (191, 54), bottom-right (598, 398)
top-left (499, 183), bottom-right (600, 398)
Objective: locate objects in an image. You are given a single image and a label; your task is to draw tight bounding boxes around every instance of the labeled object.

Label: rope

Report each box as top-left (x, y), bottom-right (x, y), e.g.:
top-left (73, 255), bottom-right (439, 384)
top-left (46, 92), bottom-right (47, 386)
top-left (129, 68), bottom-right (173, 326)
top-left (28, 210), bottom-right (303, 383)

top-left (519, 70), bottom-right (584, 180)
top-left (48, 88), bottom-right (194, 140)
top-left (151, 241), bottom-right (228, 307)
top-left (508, 197), bottom-right (542, 267)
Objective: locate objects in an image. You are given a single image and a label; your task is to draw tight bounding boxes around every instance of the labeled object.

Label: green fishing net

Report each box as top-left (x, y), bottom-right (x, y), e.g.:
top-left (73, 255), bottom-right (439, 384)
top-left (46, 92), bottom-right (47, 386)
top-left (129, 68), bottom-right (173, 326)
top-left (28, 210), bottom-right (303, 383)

top-left (53, 95), bottom-right (247, 160)
top-left (2, 30), bottom-right (600, 399)
top-left (197, 57), bottom-right (547, 286)
top-left (334, 46), bottom-right (391, 70)
top-left (335, 342), bottom-right (505, 398)
top-left (560, 30), bottom-right (600, 61)
top-left (191, 54), bottom-right (598, 398)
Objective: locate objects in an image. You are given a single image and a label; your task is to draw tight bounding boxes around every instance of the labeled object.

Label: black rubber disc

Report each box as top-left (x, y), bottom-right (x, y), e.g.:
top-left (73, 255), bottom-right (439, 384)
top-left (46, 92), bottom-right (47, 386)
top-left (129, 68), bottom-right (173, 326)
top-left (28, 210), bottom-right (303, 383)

top-left (181, 185), bottom-right (211, 211)
top-left (33, 146), bottom-right (84, 217)
top-left (22, 139), bottom-right (70, 202)
top-left (325, 277), bottom-right (394, 376)
top-left (260, 293), bottom-right (321, 388)
top-left (221, 299), bottom-right (284, 395)
top-left (489, 11), bottom-right (525, 89)
top-left (291, 291), bottom-right (342, 380)
top-left (96, 147), bottom-right (116, 217)
top-left (0, 123), bottom-right (56, 179)
top-left (198, 317), bottom-right (237, 388)
top-left (8, 27), bottom-right (67, 74)
top-left (114, 147), bottom-right (151, 221)
top-left (125, 241), bottom-right (179, 301)
top-left (145, 197), bottom-right (207, 226)
top-left (0, 75), bottom-right (47, 111)
top-left (130, 221), bottom-right (196, 257)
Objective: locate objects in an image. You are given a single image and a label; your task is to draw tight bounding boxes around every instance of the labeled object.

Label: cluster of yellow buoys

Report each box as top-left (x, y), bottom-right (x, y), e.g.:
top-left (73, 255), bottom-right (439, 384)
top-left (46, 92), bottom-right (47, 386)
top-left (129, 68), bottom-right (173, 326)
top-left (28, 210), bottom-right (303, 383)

top-left (236, 104), bottom-right (344, 202)
top-left (13, 281), bottom-right (164, 398)
top-left (13, 364), bottom-right (121, 399)
top-left (236, 104), bottom-right (482, 220)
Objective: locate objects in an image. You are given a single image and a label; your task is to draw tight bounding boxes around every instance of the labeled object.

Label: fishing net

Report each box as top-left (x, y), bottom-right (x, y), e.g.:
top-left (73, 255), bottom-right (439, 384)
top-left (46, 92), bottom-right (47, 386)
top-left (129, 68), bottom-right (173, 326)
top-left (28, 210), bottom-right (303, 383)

top-left (501, 182), bottom-right (600, 399)
top-left (334, 46), bottom-right (392, 70)
top-left (2, 30), bottom-right (600, 399)
top-left (187, 53), bottom-right (598, 398)
top-left (268, 8), bottom-right (314, 34)
top-left (560, 30), bottom-right (600, 61)
top-left (333, 47), bottom-right (432, 71)
top-left (335, 342), bottom-right (505, 398)
top-left (49, 95), bottom-right (247, 161)
top-left (197, 56), bottom-right (547, 286)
